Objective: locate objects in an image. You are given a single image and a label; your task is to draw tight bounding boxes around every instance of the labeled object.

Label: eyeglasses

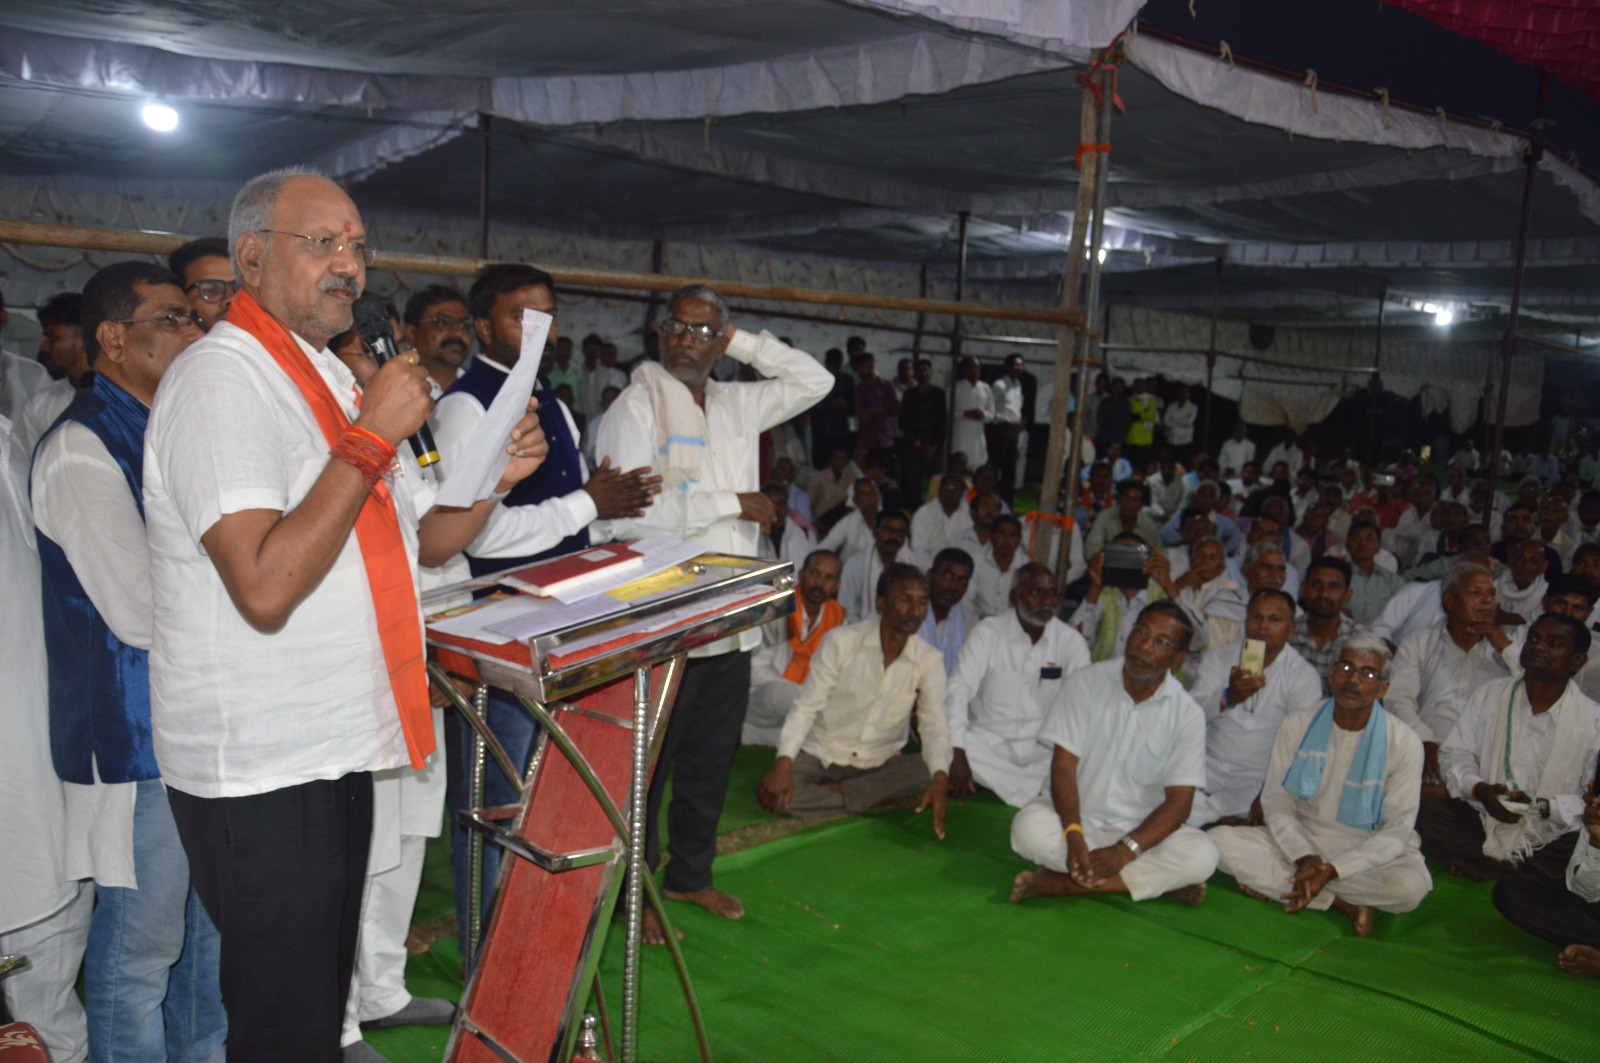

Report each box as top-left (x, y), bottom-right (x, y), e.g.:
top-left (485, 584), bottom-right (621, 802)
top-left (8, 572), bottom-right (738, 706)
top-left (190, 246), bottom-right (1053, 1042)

top-left (660, 316), bottom-right (720, 341)
top-left (183, 278), bottom-right (236, 303)
top-left (417, 314), bottom-right (472, 331)
top-left (256, 229), bottom-right (377, 267)
top-left (1129, 624), bottom-right (1180, 653)
top-left (115, 311), bottom-right (203, 331)
top-left (1331, 661), bottom-right (1383, 682)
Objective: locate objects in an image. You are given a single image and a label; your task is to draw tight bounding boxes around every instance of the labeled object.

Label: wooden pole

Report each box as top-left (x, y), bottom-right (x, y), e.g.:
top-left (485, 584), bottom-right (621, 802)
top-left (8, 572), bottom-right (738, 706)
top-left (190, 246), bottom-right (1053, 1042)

top-left (1492, 70), bottom-right (1548, 472)
top-left (0, 219), bottom-right (1083, 328)
top-left (947, 210), bottom-right (970, 469)
top-left (478, 112), bottom-right (492, 259)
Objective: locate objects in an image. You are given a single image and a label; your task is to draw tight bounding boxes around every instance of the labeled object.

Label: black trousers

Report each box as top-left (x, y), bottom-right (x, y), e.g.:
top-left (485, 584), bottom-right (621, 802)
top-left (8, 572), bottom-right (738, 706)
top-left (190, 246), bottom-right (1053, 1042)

top-left (1418, 796), bottom-right (1577, 881)
top-left (645, 651), bottom-right (751, 893)
top-left (988, 423), bottom-right (1021, 504)
top-left (169, 773), bottom-right (373, 1063)
top-left (1494, 863), bottom-right (1600, 950)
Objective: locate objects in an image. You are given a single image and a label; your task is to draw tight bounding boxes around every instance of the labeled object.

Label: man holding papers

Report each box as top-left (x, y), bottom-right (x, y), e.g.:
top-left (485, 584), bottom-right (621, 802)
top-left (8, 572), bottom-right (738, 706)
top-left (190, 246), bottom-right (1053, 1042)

top-left (595, 283), bottom-right (831, 944)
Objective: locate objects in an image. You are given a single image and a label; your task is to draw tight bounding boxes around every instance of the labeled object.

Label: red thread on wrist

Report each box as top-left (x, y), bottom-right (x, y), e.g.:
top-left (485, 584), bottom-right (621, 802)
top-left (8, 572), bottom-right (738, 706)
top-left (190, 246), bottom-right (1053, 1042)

top-left (331, 426), bottom-right (398, 489)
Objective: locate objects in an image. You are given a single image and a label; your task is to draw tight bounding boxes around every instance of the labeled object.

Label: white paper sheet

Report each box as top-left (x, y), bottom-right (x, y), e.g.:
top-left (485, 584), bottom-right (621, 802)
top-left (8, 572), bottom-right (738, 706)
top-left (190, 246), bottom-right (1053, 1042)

top-left (546, 590), bottom-right (768, 658)
top-left (482, 592), bottom-right (634, 641)
top-left (426, 596), bottom-right (536, 645)
top-left (432, 307), bottom-right (552, 508)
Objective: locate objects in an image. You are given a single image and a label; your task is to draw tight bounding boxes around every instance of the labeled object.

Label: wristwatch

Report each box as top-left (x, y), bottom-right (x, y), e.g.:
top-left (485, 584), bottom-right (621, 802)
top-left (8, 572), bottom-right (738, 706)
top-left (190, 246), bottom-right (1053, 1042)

top-left (1118, 833), bottom-right (1141, 857)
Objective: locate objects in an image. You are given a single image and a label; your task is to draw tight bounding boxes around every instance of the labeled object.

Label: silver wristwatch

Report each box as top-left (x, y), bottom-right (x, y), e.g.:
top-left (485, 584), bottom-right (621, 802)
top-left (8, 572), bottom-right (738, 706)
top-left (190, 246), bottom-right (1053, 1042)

top-left (1118, 833), bottom-right (1141, 857)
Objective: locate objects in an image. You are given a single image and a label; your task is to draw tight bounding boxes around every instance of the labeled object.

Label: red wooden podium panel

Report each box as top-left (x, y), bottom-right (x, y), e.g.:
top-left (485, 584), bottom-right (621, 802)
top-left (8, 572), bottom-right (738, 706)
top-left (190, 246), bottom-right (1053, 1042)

top-left (450, 663), bottom-right (682, 1063)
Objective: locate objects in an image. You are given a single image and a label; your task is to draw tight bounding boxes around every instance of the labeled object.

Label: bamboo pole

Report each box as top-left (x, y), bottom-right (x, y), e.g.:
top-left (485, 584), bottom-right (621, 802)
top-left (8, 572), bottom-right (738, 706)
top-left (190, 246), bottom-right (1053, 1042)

top-left (0, 219), bottom-right (1084, 328)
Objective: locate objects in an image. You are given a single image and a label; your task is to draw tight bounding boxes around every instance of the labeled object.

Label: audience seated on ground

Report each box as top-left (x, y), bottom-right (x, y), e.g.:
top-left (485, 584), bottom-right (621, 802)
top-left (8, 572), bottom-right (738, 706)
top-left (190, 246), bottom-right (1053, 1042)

top-left (1171, 537), bottom-right (1239, 653)
top-left (1422, 614), bottom-right (1600, 882)
top-left (1496, 538), bottom-right (1550, 630)
top-left (1204, 541), bottom-right (1293, 649)
top-left (1010, 601), bottom-right (1219, 907)
top-left (1071, 533), bottom-right (1181, 662)
top-left (910, 470), bottom-right (973, 557)
top-left (757, 481), bottom-right (816, 571)
top-left (1224, 510), bottom-right (1303, 597)
top-left (1187, 589), bottom-right (1323, 826)
top-left (1211, 633), bottom-right (1432, 936)
top-left (1341, 521), bottom-right (1406, 627)
top-left (946, 563), bottom-right (1091, 808)
top-left (1083, 478), bottom-right (1164, 560)
top-left (744, 550), bottom-right (846, 746)
top-left (837, 508), bottom-right (927, 621)
top-left (916, 548), bottom-right (975, 676)
top-left (1493, 574), bottom-right (1600, 701)
top-left (1492, 779), bottom-right (1600, 978)
top-left (1290, 556), bottom-right (1362, 696)
top-left (758, 563), bottom-right (950, 837)
top-left (817, 476), bottom-right (880, 564)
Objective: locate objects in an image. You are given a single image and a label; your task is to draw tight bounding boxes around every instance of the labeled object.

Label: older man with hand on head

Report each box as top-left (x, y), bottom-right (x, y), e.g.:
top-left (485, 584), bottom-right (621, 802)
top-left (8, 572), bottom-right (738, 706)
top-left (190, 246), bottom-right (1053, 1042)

top-left (758, 563), bottom-right (951, 836)
top-left (1211, 634), bottom-right (1432, 937)
top-left (595, 283), bottom-right (831, 944)
top-left (144, 168), bottom-right (549, 1060)
top-left (1010, 601), bottom-right (1220, 907)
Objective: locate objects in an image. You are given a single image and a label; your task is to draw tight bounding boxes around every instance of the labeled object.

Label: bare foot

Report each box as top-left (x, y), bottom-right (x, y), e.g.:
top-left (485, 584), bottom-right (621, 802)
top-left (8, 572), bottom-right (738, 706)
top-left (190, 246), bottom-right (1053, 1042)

top-left (664, 886), bottom-right (745, 921)
top-left (1009, 867), bottom-right (1077, 902)
top-left (404, 925), bottom-right (438, 955)
top-left (1557, 945), bottom-right (1600, 976)
top-left (1165, 882), bottom-right (1207, 908)
top-left (1236, 883), bottom-right (1270, 902)
top-left (640, 907), bottom-right (684, 946)
top-left (1331, 897), bottom-right (1374, 937)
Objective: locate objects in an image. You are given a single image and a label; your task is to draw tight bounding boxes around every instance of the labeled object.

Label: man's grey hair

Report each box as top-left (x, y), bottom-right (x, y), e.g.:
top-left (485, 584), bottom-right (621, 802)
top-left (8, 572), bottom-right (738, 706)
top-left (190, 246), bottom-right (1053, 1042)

top-left (1243, 540), bottom-right (1286, 567)
top-left (228, 166), bottom-right (323, 278)
top-left (1442, 561), bottom-right (1493, 599)
top-left (668, 283), bottom-right (731, 331)
top-left (1333, 631), bottom-right (1394, 679)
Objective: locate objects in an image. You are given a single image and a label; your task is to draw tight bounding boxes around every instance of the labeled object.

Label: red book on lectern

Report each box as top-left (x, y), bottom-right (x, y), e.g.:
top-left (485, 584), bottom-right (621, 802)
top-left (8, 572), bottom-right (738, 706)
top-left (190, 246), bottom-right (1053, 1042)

top-left (502, 543), bottom-right (644, 598)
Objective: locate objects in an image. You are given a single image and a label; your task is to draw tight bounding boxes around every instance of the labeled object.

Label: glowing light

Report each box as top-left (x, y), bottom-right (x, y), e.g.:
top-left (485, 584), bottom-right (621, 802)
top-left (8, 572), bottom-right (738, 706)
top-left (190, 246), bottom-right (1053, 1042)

top-left (1434, 307), bottom-right (1454, 327)
top-left (141, 103), bottom-right (179, 133)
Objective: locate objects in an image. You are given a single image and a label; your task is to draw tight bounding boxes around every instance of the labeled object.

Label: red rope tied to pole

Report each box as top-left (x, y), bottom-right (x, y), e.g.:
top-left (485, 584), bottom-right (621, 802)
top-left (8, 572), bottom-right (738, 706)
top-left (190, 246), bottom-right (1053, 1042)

top-left (1076, 32), bottom-right (1127, 113)
top-left (1074, 142), bottom-right (1110, 170)
top-left (1024, 510), bottom-right (1076, 556)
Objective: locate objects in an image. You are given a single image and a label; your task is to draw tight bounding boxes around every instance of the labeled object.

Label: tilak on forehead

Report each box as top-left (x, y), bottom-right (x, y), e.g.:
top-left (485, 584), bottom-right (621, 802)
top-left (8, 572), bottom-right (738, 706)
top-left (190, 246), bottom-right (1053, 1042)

top-left (342, 219), bottom-right (352, 233)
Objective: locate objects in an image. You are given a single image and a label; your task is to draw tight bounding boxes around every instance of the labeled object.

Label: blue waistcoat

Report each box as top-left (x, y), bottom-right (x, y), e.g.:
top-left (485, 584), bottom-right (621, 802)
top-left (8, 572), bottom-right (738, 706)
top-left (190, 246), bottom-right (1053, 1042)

top-left (33, 375), bottom-right (158, 785)
top-left (444, 360), bottom-right (589, 575)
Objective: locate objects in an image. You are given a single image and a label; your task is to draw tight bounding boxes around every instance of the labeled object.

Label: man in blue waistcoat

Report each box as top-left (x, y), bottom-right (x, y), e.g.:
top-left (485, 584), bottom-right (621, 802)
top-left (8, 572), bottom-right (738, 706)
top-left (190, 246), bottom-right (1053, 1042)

top-left (31, 261), bottom-right (225, 1061)
top-left (431, 261), bottom-right (660, 960)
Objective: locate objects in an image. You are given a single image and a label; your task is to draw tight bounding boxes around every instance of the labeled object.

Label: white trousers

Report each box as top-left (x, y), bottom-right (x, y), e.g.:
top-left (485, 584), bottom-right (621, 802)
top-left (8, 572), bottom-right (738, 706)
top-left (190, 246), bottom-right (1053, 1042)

top-left (1010, 798), bottom-right (1219, 901)
top-left (741, 678), bottom-right (801, 747)
top-left (963, 732), bottom-right (1050, 809)
top-left (0, 882), bottom-right (91, 1062)
top-left (1210, 825), bottom-right (1432, 914)
top-left (340, 832), bottom-right (428, 1046)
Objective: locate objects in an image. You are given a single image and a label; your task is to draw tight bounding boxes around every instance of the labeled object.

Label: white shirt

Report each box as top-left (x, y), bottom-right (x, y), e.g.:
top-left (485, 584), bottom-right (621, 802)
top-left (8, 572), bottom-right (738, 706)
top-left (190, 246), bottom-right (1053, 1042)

top-left (759, 519), bottom-right (816, 572)
top-left (1259, 703), bottom-right (1424, 881)
top-left (1441, 678), bottom-right (1600, 830)
top-left (1368, 580), bottom-right (1443, 645)
top-left (595, 329), bottom-right (831, 655)
top-left (1038, 660), bottom-right (1207, 833)
top-left (970, 542), bottom-right (1025, 619)
top-left (32, 419), bottom-right (152, 887)
top-left (1190, 642), bottom-right (1323, 802)
top-left (1567, 833), bottom-right (1600, 903)
top-left (1498, 626), bottom-right (1600, 704)
top-left (1218, 437), bottom-right (1257, 477)
top-left (1162, 400), bottom-right (1196, 447)
top-left (1263, 442), bottom-right (1304, 476)
top-left (580, 363), bottom-right (628, 421)
top-left (1449, 446), bottom-right (1481, 470)
top-left (1388, 506), bottom-right (1436, 569)
top-left (910, 497), bottom-right (972, 557)
top-left (432, 357), bottom-right (599, 561)
top-left (838, 544), bottom-right (929, 622)
top-left (950, 379), bottom-right (993, 467)
top-left (145, 321), bottom-right (423, 797)
top-left (0, 348), bottom-right (51, 426)
top-left (17, 377), bottom-right (74, 454)
top-left (1069, 586), bottom-right (1157, 661)
top-left (1495, 572), bottom-right (1547, 628)
top-left (818, 507), bottom-right (875, 564)
top-left (991, 376), bottom-right (1024, 426)
top-left (1384, 622), bottom-right (1511, 745)
top-left (777, 620), bottom-right (951, 775)
top-left (0, 412), bottom-right (76, 933)
top-left (946, 612), bottom-right (1090, 755)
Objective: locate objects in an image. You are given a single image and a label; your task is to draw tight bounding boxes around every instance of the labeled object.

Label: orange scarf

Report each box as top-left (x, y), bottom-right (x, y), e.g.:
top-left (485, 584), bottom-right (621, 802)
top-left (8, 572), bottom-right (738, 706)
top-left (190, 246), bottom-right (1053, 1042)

top-left (228, 291), bottom-right (434, 768)
top-left (781, 595), bottom-right (846, 685)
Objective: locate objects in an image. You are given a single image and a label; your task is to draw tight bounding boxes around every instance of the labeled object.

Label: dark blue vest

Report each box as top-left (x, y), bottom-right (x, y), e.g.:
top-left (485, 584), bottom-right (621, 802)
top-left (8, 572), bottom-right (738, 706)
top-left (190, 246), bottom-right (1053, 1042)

top-left (444, 359), bottom-right (589, 575)
top-left (33, 375), bottom-right (158, 785)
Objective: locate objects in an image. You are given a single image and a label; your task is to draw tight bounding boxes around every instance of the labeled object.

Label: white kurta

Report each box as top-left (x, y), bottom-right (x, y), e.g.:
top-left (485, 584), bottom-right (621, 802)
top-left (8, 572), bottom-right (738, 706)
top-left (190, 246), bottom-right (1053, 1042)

top-left (1187, 643), bottom-right (1324, 824)
top-left (910, 497), bottom-right (972, 557)
top-left (0, 348), bottom-right (52, 425)
top-left (1211, 704), bottom-right (1431, 914)
top-left (1385, 623), bottom-right (1511, 745)
top-left (950, 379), bottom-right (993, 468)
top-left (945, 613), bottom-right (1090, 806)
top-left (1368, 580), bottom-right (1443, 645)
top-left (837, 543), bottom-right (929, 622)
top-left (817, 507), bottom-right (875, 563)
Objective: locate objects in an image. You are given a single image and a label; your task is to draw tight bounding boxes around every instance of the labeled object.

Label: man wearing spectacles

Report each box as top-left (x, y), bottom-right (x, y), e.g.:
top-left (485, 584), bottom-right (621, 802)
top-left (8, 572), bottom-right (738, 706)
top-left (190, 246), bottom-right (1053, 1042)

top-left (1011, 600), bottom-right (1219, 907)
top-left (168, 237), bottom-right (236, 332)
top-left (30, 261), bottom-right (220, 1059)
top-left (1212, 634), bottom-right (1432, 936)
top-left (595, 282), bottom-right (832, 945)
top-left (402, 284), bottom-right (473, 393)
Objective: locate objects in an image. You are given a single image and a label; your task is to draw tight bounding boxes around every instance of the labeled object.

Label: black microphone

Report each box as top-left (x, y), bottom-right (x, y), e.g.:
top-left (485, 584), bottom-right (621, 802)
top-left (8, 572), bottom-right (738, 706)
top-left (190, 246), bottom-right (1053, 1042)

top-left (352, 295), bottom-right (440, 471)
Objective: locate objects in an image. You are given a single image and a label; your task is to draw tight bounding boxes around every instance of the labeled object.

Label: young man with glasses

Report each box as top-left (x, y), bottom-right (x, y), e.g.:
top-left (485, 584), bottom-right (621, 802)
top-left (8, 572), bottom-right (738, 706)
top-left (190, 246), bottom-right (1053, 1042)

top-left (1211, 634), bottom-right (1432, 936)
top-left (595, 283), bottom-right (832, 945)
top-left (168, 237), bottom-right (237, 332)
top-left (402, 284), bottom-right (473, 393)
top-left (1010, 600), bottom-right (1220, 907)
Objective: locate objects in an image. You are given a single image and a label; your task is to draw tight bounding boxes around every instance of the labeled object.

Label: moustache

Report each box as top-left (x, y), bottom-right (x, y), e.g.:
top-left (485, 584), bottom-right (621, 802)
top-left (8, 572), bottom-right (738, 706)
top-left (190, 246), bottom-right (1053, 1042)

top-left (320, 277), bottom-right (360, 296)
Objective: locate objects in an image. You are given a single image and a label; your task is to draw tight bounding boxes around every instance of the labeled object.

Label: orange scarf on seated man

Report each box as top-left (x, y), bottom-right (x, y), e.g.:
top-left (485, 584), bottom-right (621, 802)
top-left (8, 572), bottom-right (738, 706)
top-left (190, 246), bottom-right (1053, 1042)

top-left (228, 291), bottom-right (435, 768)
top-left (780, 593), bottom-right (847, 685)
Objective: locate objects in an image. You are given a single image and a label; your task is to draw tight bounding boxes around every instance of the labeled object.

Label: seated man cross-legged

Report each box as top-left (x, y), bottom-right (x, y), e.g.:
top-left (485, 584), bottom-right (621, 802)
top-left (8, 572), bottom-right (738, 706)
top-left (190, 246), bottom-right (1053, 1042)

top-left (1211, 635), bottom-right (1432, 936)
top-left (758, 563), bottom-right (951, 838)
top-left (1010, 601), bottom-right (1220, 906)
top-left (743, 549), bottom-right (846, 746)
top-left (1493, 784), bottom-right (1600, 977)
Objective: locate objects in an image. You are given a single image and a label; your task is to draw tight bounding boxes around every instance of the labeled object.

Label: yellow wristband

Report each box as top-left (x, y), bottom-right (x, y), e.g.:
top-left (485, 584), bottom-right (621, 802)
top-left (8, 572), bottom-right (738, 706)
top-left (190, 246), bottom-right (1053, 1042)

top-left (1062, 823), bottom-right (1084, 839)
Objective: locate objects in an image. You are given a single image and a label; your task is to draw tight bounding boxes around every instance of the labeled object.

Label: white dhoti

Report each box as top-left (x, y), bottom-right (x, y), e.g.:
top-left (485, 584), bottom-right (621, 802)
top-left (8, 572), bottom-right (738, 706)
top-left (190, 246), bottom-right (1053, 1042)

top-left (1210, 824), bottom-right (1432, 914)
top-left (1010, 798), bottom-right (1219, 902)
top-left (742, 677), bottom-right (802, 747)
top-left (0, 883), bottom-right (91, 1063)
top-left (1186, 780), bottom-right (1261, 827)
top-left (964, 731), bottom-right (1051, 809)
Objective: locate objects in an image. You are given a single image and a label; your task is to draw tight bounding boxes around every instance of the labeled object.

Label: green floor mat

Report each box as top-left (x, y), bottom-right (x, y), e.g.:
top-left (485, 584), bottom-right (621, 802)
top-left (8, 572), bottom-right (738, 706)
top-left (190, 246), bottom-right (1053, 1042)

top-left (379, 795), bottom-right (1591, 1063)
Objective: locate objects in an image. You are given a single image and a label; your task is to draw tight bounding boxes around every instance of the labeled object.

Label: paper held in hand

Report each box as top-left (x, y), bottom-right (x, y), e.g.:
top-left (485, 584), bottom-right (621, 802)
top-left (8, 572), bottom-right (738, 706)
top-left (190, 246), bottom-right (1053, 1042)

top-left (431, 307), bottom-right (552, 508)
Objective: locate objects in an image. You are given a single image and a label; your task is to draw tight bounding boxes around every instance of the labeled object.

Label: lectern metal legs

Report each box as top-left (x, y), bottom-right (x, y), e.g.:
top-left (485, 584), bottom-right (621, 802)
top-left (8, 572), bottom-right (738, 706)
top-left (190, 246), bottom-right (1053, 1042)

top-left (468, 683), bottom-right (488, 964)
top-left (621, 667), bottom-right (650, 1063)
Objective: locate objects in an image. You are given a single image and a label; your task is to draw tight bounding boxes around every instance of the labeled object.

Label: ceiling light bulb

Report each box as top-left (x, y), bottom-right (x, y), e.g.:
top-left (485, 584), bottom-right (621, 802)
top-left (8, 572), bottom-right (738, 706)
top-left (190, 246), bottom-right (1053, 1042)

top-left (1097, 247), bottom-right (1107, 264)
top-left (1434, 308), bottom-right (1454, 327)
top-left (142, 103), bottom-right (179, 133)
